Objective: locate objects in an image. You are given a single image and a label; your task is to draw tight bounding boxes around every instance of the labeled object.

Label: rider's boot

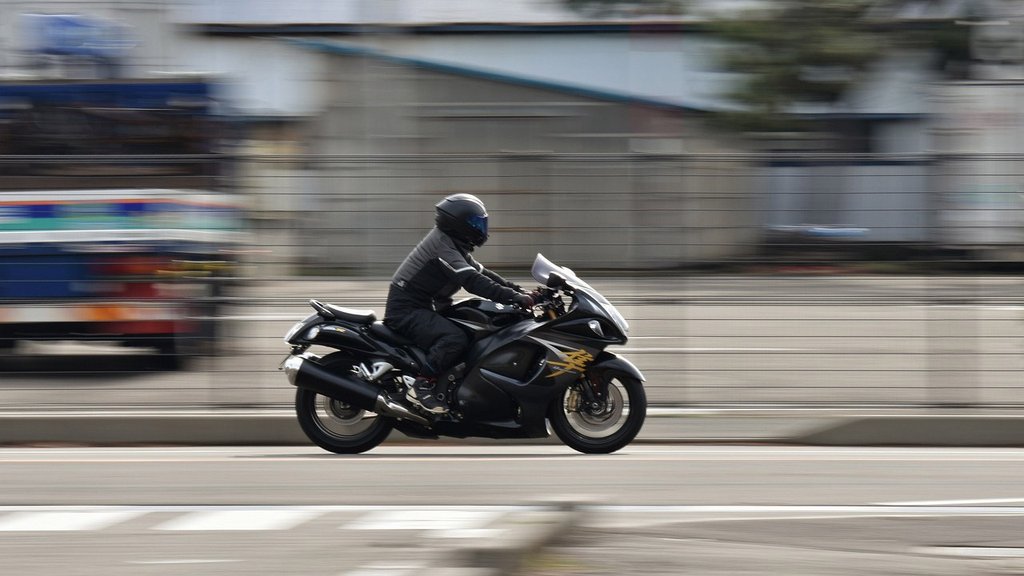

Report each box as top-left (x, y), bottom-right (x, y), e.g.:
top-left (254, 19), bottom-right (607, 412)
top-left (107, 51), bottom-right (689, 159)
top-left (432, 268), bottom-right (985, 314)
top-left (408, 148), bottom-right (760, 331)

top-left (406, 376), bottom-right (449, 414)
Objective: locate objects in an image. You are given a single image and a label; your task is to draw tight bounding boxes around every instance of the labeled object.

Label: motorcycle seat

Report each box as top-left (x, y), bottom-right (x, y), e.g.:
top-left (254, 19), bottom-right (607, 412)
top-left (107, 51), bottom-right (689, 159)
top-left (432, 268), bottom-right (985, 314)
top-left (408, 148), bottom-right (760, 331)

top-left (311, 300), bottom-right (377, 324)
top-left (369, 321), bottom-right (415, 347)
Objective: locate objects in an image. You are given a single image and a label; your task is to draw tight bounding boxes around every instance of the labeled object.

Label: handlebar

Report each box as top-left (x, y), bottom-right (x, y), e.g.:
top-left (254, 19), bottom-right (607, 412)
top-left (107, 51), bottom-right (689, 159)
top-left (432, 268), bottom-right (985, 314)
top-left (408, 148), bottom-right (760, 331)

top-left (528, 286), bottom-right (566, 319)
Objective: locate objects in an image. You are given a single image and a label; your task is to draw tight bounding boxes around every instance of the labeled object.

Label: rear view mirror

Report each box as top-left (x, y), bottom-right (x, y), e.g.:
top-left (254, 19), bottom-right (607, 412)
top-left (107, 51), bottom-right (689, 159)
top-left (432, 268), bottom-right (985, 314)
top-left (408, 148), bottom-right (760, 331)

top-left (546, 272), bottom-right (566, 289)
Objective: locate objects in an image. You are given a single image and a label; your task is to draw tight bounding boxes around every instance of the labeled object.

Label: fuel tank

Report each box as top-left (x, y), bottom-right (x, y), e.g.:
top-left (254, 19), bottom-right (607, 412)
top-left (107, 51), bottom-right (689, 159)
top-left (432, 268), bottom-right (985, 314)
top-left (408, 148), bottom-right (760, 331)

top-left (445, 299), bottom-right (523, 336)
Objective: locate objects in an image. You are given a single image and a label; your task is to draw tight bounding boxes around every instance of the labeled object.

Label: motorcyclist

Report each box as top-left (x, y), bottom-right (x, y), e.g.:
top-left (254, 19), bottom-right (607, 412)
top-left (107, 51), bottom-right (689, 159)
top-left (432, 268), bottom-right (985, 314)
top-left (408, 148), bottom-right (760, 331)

top-left (384, 193), bottom-right (535, 414)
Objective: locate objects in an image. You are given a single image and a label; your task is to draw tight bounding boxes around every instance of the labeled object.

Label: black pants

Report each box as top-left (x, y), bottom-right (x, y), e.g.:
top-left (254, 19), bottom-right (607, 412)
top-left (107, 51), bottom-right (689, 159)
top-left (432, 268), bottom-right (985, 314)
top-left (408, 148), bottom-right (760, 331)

top-left (384, 308), bottom-right (468, 377)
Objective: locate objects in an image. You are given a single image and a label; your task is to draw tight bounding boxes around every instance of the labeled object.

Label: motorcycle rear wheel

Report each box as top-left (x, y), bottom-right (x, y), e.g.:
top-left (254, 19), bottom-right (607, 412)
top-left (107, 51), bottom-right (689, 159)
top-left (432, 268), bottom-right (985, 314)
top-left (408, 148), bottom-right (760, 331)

top-left (294, 354), bottom-right (393, 454)
top-left (548, 374), bottom-right (646, 454)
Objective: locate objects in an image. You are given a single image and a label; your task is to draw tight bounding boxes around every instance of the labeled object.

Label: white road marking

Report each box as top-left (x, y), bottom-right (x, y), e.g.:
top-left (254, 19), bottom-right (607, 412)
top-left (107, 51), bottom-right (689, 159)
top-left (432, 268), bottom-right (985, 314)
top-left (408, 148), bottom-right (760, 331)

top-left (588, 504), bottom-right (1024, 529)
top-left (3, 504), bottom-right (1024, 535)
top-left (154, 509), bottom-right (324, 531)
top-left (0, 510), bottom-right (143, 531)
top-left (343, 509), bottom-right (503, 531)
top-left (614, 344), bottom-right (806, 350)
top-left (0, 505), bottom-right (526, 533)
top-left (127, 559), bottom-right (242, 565)
top-left (917, 547), bottom-right (1024, 558)
top-left (878, 497), bottom-right (1024, 506)
top-left (427, 527), bottom-right (506, 539)
top-left (342, 566), bottom-right (422, 576)
top-left (905, 305), bottom-right (1023, 311)
top-left (596, 505), bottom-right (1024, 514)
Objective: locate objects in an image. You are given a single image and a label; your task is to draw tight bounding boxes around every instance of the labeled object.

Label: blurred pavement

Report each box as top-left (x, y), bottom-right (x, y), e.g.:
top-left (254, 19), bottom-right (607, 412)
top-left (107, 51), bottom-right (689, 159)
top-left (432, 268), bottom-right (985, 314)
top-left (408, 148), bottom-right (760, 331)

top-left (3, 407), bottom-right (1024, 446)
top-left (1, 274), bottom-right (1022, 446)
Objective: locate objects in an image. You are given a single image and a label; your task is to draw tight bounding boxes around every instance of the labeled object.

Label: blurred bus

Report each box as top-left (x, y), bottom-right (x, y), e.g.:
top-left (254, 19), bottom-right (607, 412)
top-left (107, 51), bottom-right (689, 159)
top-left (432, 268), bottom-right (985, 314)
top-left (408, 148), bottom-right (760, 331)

top-left (0, 76), bottom-right (244, 367)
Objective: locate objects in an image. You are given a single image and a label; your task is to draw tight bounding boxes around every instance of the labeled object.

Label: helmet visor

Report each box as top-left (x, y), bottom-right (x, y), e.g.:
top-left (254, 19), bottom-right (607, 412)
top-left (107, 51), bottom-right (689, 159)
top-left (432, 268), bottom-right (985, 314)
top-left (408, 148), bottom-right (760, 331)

top-left (467, 213), bottom-right (488, 238)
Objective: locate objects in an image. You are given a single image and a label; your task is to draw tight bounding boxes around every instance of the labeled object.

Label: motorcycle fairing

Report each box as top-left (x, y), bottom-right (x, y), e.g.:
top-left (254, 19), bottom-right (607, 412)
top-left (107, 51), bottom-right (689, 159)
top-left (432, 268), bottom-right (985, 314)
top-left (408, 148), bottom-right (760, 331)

top-left (284, 312), bottom-right (323, 345)
top-left (431, 272), bottom-right (621, 435)
top-left (288, 314), bottom-right (429, 374)
top-left (448, 314), bottom-right (604, 437)
top-left (587, 351), bottom-right (646, 383)
top-left (445, 299), bottom-right (524, 342)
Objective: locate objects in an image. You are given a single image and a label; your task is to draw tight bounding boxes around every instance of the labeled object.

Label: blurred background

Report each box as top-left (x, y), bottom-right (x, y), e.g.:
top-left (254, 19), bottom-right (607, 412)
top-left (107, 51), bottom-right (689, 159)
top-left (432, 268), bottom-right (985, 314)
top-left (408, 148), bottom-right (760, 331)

top-left (0, 0), bottom-right (1021, 412)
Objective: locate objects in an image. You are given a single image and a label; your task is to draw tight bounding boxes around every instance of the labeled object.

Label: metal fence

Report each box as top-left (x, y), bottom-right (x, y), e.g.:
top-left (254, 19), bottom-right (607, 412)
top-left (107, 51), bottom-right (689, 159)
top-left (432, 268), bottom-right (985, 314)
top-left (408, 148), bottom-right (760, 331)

top-left (240, 153), bottom-right (760, 275)
top-left (0, 153), bottom-right (1022, 411)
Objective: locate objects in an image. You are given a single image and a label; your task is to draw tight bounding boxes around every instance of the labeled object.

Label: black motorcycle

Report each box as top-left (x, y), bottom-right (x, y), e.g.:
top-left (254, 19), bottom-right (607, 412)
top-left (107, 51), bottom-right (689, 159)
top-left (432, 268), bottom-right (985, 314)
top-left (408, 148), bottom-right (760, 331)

top-left (280, 253), bottom-right (646, 454)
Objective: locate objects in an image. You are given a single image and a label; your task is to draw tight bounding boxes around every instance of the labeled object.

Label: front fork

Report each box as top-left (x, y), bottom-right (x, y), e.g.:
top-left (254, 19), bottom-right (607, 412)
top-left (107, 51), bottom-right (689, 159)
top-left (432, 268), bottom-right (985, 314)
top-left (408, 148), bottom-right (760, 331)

top-left (569, 374), bottom-right (607, 413)
top-left (575, 352), bottom-right (646, 413)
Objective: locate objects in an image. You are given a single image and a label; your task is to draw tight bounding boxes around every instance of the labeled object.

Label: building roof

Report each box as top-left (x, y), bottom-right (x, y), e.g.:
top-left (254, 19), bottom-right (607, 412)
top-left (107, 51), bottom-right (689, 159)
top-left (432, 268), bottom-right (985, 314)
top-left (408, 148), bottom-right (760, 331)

top-left (290, 36), bottom-right (931, 117)
top-left (289, 36), bottom-right (743, 113)
top-left (176, 0), bottom-right (773, 26)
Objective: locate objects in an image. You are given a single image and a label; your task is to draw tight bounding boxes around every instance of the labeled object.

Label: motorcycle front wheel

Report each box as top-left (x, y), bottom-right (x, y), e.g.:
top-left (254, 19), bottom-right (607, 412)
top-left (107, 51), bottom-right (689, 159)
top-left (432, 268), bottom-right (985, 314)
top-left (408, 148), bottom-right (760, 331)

top-left (294, 354), bottom-right (393, 454)
top-left (548, 374), bottom-right (646, 454)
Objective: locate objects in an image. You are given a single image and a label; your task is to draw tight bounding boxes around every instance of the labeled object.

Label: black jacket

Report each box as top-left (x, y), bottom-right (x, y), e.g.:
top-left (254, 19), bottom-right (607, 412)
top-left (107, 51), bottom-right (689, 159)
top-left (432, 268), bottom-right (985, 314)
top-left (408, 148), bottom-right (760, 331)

top-left (385, 227), bottom-right (521, 316)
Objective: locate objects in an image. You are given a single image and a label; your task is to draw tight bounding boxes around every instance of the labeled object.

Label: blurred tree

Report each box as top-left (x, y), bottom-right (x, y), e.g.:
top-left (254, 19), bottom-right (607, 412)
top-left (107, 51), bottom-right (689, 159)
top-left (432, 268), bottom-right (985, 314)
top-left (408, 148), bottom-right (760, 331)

top-left (711, 1), bottom-right (977, 132)
top-left (558, 0), bottom-right (974, 135)
top-left (711, 0), bottom-right (887, 132)
top-left (869, 0), bottom-right (991, 79)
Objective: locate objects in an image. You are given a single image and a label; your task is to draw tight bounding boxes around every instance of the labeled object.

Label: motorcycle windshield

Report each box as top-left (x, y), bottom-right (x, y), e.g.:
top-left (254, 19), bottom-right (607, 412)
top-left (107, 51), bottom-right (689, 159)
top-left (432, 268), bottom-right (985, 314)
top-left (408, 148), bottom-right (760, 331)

top-left (530, 253), bottom-right (628, 334)
top-left (531, 253), bottom-right (582, 289)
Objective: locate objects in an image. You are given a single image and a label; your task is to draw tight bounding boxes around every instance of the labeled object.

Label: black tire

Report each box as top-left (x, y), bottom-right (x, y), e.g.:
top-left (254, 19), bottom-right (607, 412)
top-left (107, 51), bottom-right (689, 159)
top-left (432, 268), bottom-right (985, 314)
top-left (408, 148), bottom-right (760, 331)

top-left (548, 374), bottom-right (646, 454)
top-left (294, 353), bottom-right (393, 454)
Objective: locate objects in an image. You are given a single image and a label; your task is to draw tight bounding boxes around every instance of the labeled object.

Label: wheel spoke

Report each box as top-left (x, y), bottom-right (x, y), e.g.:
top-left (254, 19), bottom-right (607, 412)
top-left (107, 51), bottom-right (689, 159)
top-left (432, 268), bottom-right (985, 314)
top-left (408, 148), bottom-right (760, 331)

top-left (563, 378), bottom-right (629, 439)
top-left (549, 373), bottom-right (645, 454)
top-left (293, 353), bottom-right (395, 454)
top-left (313, 394), bottom-right (378, 438)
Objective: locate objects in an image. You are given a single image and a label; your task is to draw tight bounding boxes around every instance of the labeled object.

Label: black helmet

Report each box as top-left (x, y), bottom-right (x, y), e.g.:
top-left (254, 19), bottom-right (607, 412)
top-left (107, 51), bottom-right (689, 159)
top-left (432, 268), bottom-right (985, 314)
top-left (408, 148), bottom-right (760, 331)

top-left (435, 193), bottom-right (489, 247)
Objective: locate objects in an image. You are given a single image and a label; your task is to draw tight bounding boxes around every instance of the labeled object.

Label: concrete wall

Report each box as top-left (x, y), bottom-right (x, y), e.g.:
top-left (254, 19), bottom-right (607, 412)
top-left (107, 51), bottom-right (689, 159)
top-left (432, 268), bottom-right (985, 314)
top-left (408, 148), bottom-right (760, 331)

top-left (294, 52), bottom-right (757, 272)
top-left (287, 155), bottom-right (756, 273)
top-left (761, 161), bottom-right (933, 243)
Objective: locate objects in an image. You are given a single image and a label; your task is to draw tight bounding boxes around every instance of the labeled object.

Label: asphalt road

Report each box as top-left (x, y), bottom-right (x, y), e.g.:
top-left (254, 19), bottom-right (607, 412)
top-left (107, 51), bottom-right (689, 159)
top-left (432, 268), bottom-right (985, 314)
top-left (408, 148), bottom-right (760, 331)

top-left (4, 445), bottom-right (1024, 575)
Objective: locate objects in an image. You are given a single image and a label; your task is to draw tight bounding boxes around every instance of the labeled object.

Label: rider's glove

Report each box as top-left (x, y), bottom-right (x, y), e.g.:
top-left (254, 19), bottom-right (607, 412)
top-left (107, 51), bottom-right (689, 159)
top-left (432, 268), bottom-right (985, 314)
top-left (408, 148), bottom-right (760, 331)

top-left (512, 293), bottom-right (534, 309)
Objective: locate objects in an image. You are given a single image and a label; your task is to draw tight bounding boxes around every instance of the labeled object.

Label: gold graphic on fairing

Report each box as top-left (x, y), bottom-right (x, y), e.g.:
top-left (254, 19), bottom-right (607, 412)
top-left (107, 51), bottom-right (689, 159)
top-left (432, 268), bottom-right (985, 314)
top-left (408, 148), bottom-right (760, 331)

top-left (547, 348), bottom-right (595, 378)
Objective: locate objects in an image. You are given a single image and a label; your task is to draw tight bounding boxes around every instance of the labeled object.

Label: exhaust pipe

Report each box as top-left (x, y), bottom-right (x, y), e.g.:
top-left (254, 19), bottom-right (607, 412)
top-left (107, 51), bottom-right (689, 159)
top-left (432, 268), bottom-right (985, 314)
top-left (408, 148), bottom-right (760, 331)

top-left (282, 355), bottom-right (430, 426)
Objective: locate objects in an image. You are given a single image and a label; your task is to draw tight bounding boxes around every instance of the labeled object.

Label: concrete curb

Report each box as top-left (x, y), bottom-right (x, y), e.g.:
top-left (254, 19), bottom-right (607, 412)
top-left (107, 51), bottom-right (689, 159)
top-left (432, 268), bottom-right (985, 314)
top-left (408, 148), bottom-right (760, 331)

top-left (0, 413), bottom-right (309, 446)
top-left (2, 412), bottom-right (1024, 447)
top-left (0, 412), bottom-right (781, 446)
top-left (794, 416), bottom-right (1024, 447)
